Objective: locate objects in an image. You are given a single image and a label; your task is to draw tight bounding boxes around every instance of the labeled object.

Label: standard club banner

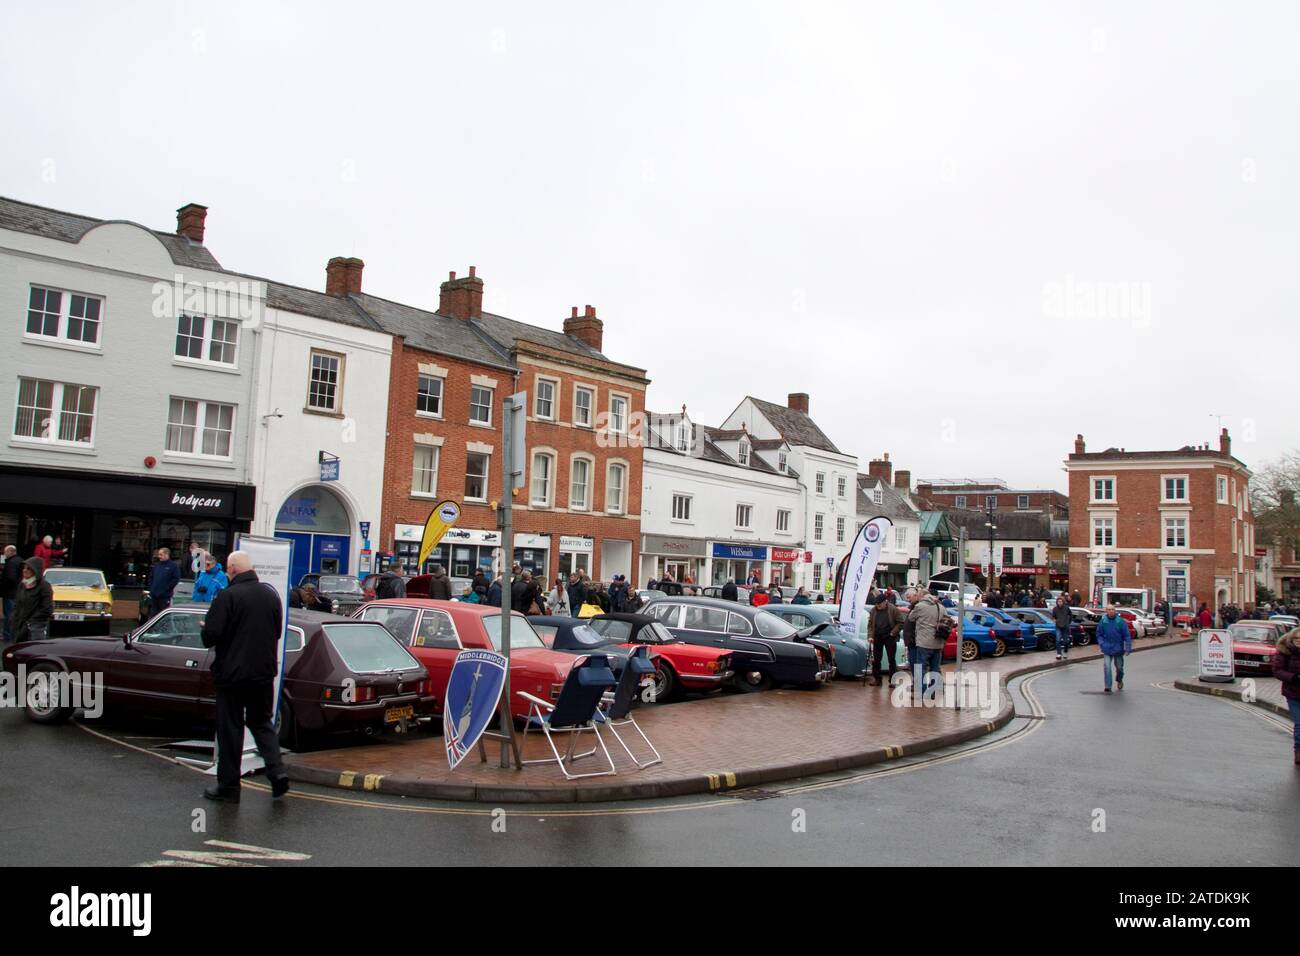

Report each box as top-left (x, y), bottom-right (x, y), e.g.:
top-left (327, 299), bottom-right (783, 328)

top-left (418, 500), bottom-right (462, 569)
top-left (838, 515), bottom-right (892, 637)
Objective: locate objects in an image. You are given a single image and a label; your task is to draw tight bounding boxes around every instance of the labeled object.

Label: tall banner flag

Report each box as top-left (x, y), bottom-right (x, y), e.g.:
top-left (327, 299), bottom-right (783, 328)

top-left (418, 500), bottom-right (462, 569)
top-left (838, 516), bottom-right (893, 638)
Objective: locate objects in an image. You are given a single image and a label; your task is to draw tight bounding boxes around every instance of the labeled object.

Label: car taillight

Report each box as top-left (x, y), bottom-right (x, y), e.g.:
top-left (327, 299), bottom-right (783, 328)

top-left (706, 660), bottom-right (720, 673)
top-left (988, 629), bottom-right (996, 638)
top-left (419, 679), bottom-right (435, 696)
top-left (550, 683), bottom-right (565, 700)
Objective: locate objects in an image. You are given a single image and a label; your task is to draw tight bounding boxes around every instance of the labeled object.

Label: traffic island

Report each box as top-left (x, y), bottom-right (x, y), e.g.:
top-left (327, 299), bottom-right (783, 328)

top-left (1172, 676), bottom-right (1289, 718)
top-left (284, 632), bottom-right (1193, 804)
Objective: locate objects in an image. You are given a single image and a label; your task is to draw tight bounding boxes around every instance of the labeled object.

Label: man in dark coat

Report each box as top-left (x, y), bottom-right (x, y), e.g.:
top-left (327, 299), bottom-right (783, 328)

top-left (2, 545), bottom-right (23, 641)
top-left (199, 551), bottom-right (289, 803)
top-left (511, 571), bottom-right (540, 613)
top-left (12, 557), bottom-right (54, 643)
top-left (485, 574), bottom-right (503, 607)
top-left (566, 573), bottom-right (587, 614)
top-left (471, 569), bottom-right (489, 600)
top-left (609, 575), bottom-right (629, 612)
top-left (428, 564), bottom-right (453, 601)
top-left (148, 547), bottom-right (180, 613)
top-left (721, 579), bottom-right (739, 602)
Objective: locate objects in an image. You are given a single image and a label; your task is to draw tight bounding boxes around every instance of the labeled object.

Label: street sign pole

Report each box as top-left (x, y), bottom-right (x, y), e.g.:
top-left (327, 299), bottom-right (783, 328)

top-left (495, 392), bottom-right (527, 769)
top-left (956, 527), bottom-right (966, 711)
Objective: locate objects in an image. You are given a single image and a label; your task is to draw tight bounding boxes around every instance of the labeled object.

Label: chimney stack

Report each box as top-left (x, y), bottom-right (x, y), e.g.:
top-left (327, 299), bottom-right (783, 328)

top-left (1219, 427), bottom-right (1231, 457)
top-left (438, 266), bottom-right (484, 320)
top-left (787, 392), bottom-right (810, 414)
top-left (868, 453), bottom-right (893, 485)
top-left (325, 256), bottom-right (364, 296)
top-left (563, 304), bottom-right (604, 351)
top-left (895, 469), bottom-right (911, 492)
top-left (1073, 434), bottom-right (1086, 455)
top-left (176, 203), bottom-right (208, 243)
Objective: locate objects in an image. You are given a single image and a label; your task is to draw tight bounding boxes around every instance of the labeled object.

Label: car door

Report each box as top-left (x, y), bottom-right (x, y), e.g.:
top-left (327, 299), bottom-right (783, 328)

top-left (113, 610), bottom-right (212, 715)
top-left (412, 608), bottom-right (462, 711)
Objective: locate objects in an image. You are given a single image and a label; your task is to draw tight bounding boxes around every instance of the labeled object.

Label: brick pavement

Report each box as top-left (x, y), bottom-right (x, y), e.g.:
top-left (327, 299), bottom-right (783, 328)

top-left (285, 632), bottom-right (1194, 803)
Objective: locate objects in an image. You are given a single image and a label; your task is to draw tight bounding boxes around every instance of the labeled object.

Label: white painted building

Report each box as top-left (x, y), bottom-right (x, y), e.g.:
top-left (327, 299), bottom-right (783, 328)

top-left (719, 393), bottom-right (859, 596)
top-left (856, 469), bottom-right (922, 590)
top-left (641, 409), bottom-right (806, 589)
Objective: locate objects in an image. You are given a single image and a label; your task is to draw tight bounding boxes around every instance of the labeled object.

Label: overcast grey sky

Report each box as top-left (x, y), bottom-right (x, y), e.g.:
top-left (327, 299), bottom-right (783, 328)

top-left (3, 1), bottom-right (1296, 490)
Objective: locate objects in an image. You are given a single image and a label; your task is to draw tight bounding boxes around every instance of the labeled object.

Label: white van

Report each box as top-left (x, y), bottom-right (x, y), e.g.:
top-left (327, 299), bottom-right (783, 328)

top-left (929, 582), bottom-right (981, 604)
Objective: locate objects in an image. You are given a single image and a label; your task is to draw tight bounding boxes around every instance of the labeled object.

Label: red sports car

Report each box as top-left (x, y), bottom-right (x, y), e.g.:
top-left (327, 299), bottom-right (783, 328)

top-left (580, 613), bottom-right (734, 701)
top-left (353, 600), bottom-right (575, 720)
top-left (1228, 622), bottom-right (1280, 676)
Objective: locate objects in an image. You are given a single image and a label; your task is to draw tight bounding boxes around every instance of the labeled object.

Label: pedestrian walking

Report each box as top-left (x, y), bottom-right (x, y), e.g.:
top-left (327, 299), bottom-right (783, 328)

top-left (566, 572), bottom-right (587, 615)
top-left (1274, 628), bottom-right (1300, 767)
top-left (11, 557), bottom-right (53, 643)
top-left (1, 545), bottom-right (23, 642)
top-left (199, 551), bottom-right (289, 803)
top-left (1052, 595), bottom-right (1073, 660)
top-left (33, 535), bottom-right (56, 564)
top-left (427, 564), bottom-right (453, 601)
top-left (1195, 603), bottom-right (1212, 630)
top-left (1095, 605), bottom-right (1131, 693)
top-left (867, 594), bottom-right (906, 686)
top-left (721, 579), bottom-right (738, 602)
top-left (147, 547), bottom-right (180, 614)
top-left (192, 552), bottom-right (229, 604)
top-left (548, 577), bottom-right (570, 616)
top-left (906, 586), bottom-right (948, 699)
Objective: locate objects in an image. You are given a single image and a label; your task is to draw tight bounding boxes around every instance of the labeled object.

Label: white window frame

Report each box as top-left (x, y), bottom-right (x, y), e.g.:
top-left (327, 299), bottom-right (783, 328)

top-left (814, 513), bottom-right (825, 542)
top-left (569, 454), bottom-right (593, 512)
top-left (955, 495), bottom-right (967, 508)
top-left (776, 509), bottom-right (791, 533)
top-left (1091, 476), bottom-right (1116, 503)
top-left (608, 393), bottom-right (630, 436)
top-left (835, 516), bottom-right (846, 544)
top-left (675, 423), bottom-right (689, 453)
top-left (465, 449), bottom-right (491, 502)
top-left (416, 374), bottom-right (444, 419)
top-left (573, 385), bottom-right (595, 429)
top-left (872, 487), bottom-right (883, 505)
top-left (1163, 515), bottom-right (1188, 549)
top-left (25, 285), bottom-right (105, 350)
top-left (307, 349), bottom-right (344, 413)
top-left (896, 527), bottom-right (907, 550)
top-left (175, 313), bottom-right (240, 368)
top-left (671, 493), bottom-right (693, 523)
top-left (985, 495), bottom-right (998, 508)
top-left (13, 378), bottom-right (99, 448)
top-left (737, 441), bottom-right (749, 466)
top-left (411, 442), bottom-right (440, 497)
top-left (1216, 475), bottom-right (1228, 504)
top-left (605, 460), bottom-right (629, 514)
top-left (534, 376), bottom-right (559, 422)
top-left (837, 475), bottom-right (847, 498)
top-left (530, 448), bottom-right (557, 508)
top-left (1092, 516), bottom-right (1115, 548)
top-left (736, 503), bottom-right (753, 530)
top-left (164, 397), bottom-right (236, 460)
top-left (1017, 495), bottom-right (1029, 510)
top-left (815, 472), bottom-right (826, 495)
top-left (778, 451), bottom-right (787, 472)
top-left (469, 385), bottom-right (494, 427)
top-left (1161, 474), bottom-right (1189, 503)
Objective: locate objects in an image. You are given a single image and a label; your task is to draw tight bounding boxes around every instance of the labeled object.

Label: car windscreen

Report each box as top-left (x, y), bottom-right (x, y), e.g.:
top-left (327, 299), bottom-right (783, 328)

top-left (319, 576), bottom-right (364, 595)
top-left (322, 623), bottom-right (421, 672)
top-left (559, 624), bottom-right (617, 648)
top-left (587, 619), bottom-right (634, 643)
top-left (754, 611), bottom-right (798, 639)
top-left (356, 606), bottom-right (420, 644)
top-left (481, 614), bottom-right (547, 651)
top-left (1229, 625), bottom-right (1277, 645)
top-left (44, 570), bottom-right (105, 588)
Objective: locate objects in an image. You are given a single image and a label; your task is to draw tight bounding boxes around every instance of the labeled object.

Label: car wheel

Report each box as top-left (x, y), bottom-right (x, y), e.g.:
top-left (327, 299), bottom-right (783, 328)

top-left (1037, 634), bottom-right (1055, 652)
top-left (960, 640), bottom-right (980, 662)
top-left (24, 663), bottom-right (74, 724)
top-left (990, 639), bottom-right (1006, 658)
top-left (734, 669), bottom-right (773, 693)
top-left (1076, 632), bottom-right (1093, 646)
top-left (275, 697), bottom-right (297, 750)
top-left (644, 664), bottom-right (676, 703)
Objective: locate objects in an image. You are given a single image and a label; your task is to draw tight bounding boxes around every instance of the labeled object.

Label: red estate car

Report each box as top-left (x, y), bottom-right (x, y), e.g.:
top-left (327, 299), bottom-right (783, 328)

top-left (1229, 621), bottom-right (1280, 676)
top-left (353, 599), bottom-right (575, 720)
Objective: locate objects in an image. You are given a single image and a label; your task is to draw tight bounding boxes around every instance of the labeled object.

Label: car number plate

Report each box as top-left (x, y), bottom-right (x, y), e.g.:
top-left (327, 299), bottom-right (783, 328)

top-left (54, 613), bottom-right (84, 621)
top-left (384, 705), bottom-right (414, 723)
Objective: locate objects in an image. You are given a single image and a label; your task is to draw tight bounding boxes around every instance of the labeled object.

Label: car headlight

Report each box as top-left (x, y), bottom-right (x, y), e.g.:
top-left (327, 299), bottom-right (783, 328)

top-left (331, 599), bottom-right (340, 614)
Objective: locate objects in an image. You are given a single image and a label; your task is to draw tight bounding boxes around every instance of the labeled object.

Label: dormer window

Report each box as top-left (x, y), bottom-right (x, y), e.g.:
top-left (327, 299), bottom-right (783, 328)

top-left (737, 441), bottom-right (749, 466)
top-left (778, 451), bottom-right (787, 472)
top-left (676, 423), bottom-right (689, 453)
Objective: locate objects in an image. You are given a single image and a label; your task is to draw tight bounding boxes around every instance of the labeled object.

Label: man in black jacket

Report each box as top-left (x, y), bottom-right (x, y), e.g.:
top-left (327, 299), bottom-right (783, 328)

top-left (2, 545), bottom-right (23, 642)
top-left (199, 551), bottom-right (289, 803)
top-left (12, 557), bottom-right (53, 643)
top-left (428, 564), bottom-right (453, 601)
top-left (721, 579), bottom-right (738, 602)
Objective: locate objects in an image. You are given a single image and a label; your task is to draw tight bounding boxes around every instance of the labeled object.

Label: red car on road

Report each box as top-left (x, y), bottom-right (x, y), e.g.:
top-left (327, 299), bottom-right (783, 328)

top-left (582, 613), bottom-right (734, 701)
top-left (353, 600), bottom-right (575, 720)
top-left (1229, 621), bottom-right (1280, 676)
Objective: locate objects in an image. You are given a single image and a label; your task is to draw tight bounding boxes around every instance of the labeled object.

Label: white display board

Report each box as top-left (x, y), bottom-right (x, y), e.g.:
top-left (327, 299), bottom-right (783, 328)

top-left (1197, 628), bottom-right (1234, 682)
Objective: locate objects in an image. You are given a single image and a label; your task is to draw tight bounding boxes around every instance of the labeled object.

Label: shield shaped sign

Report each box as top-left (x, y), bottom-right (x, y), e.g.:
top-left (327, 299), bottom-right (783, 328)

top-left (443, 649), bottom-right (509, 769)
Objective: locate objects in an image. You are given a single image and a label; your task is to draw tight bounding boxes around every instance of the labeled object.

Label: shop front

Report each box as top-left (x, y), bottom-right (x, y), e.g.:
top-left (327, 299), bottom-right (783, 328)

top-left (710, 542), bottom-right (768, 586)
top-left (275, 485), bottom-right (353, 585)
top-left (769, 547), bottom-right (803, 588)
top-left (876, 562), bottom-right (911, 590)
top-left (558, 535), bottom-right (594, 581)
top-left (0, 464), bottom-right (255, 588)
top-left (641, 533), bottom-right (708, 585)
top-left (999, 564), bottom-right (1048, 591)
top-left (391, 525), bottom-right (551, 582)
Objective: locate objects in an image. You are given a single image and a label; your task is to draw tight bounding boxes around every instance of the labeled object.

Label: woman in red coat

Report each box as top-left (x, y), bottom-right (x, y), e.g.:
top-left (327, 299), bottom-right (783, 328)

top-left (1196, 604), bottom-right (1213, 629)
top-left (1273, 628), bottom-right (1300, 766)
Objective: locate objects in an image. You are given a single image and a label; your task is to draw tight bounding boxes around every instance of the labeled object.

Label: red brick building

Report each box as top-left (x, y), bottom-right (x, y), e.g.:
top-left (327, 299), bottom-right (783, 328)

top-left (914, 480), bottom-right (1069, 519)
top-left (323, 262), bottom-right (647, 586)
top-left (1064, 430), bottom-right (1255, 613)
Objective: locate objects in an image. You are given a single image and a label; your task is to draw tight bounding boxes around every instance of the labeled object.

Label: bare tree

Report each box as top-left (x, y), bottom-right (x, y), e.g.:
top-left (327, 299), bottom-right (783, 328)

top-left (1250, 451), bottom-right (1300, 547)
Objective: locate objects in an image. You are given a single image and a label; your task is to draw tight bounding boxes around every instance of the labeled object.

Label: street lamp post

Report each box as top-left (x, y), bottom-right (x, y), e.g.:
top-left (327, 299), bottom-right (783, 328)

top-left (985, 503), bottom-right (998, 593)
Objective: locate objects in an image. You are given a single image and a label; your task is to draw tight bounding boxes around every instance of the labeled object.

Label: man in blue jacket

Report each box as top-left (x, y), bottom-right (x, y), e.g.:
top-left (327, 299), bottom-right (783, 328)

top-left (192, 552), bottom-right (229, 604)
top-left (1095, 605), bottom-right (1132, 693)
top-left (148, 547), bottom-right (180, 613)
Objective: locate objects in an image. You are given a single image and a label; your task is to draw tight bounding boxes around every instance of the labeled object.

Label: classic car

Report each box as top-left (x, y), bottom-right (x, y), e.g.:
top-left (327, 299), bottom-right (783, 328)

top-left (584, 613), bottom-right (734, 700)
top-left (763, 603), bottom-right (873, 679)
top-left (528, 616), bottom-right (635, 675)
top-left (353, 599), bottom-right (576, 721)
top-left (298, 574), bottom-right (369, 616)
top-left (699, 585), bottom-right (755, 603)
top-left (942, 608), bottom-right (1021, 660)
top-left (641, 596), bottom-right (833, 692)
top-left (1228, 622), bottom-right (1280, 676)
top-left (1000, 607), bottom-right (1085, 651)
top-left (44, 567), bottom-right (115, 637)
top-left (2, 606), bottom-right (436, 747)
top-left (977, 608), bottom-right (1037, 651)
top-left (1069, 607), bottom-right (1099, 645)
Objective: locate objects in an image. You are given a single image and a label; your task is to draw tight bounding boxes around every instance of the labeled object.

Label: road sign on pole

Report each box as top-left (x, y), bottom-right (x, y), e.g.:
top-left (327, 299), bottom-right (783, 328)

top-left (493, 392), bottom-right (527, 770)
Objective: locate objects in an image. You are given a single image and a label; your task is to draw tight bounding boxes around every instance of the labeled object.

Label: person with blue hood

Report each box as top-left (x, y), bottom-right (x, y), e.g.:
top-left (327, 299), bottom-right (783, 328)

top-left (192, 551), bottom-right (229, 604)
top-left (1095, 604), bottom-right (1133, 692)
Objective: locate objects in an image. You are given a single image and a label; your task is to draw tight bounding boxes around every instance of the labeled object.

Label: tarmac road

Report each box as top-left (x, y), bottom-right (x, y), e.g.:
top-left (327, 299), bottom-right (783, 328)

top-left (0, 642), bottom-right (1294, 866)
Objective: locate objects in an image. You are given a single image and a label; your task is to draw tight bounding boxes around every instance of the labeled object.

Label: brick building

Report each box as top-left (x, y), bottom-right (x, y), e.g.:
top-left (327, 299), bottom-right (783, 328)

top-left (914, 479), bottom-right (1069, 519)
top-left (349, 265), bottom-right (647, 586)
top-left (1064, 430), bottom-right (1255, 613)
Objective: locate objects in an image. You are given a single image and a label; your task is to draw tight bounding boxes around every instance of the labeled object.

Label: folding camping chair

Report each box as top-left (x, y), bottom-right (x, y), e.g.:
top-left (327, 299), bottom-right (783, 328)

top-left (517, 654), bottom-right (619, 779)
top-left (598, 645), bottom-right (663, 769)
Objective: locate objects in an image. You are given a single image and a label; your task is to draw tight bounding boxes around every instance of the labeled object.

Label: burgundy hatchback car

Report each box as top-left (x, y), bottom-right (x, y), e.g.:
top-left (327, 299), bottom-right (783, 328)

top-left (1, 605), bottom-right (437, 747)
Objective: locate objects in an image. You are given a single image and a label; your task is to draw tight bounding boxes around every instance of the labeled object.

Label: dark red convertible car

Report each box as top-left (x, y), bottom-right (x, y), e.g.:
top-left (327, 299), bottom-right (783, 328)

top-left (0, 606), bottom-right (436, 747)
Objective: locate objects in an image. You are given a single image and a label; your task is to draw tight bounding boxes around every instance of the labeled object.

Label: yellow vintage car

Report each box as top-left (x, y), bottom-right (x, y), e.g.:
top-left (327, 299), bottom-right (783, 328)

top-left (45, 567), bottom-right (115, 637)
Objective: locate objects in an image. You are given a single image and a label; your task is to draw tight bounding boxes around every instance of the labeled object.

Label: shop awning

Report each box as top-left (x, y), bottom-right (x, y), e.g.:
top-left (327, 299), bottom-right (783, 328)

top-left (919, 512), bottom-right (955, 547)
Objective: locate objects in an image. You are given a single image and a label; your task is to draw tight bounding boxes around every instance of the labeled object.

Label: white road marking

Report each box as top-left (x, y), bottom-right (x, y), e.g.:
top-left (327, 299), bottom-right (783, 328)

top-left (137, 840), bottom-right (312, 867)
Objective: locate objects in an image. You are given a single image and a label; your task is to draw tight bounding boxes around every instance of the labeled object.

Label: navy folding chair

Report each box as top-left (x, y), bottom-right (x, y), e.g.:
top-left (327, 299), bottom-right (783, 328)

top-left (599, 645), bottom-right (663, 769)
top-left (517, 654), bottom-right (619, 779)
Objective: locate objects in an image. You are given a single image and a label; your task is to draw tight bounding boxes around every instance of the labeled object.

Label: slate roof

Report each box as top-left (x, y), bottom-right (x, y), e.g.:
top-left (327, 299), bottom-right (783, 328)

top-left (472, 311), bottom-right (608, 362)
top-left (944, 508), bottom-right (1051, 542)
top-left (261, 281), bottom-right (379, 332)
top-left (352, 294), bottom-right (513, 369)
top-left (746, 397), bottom-right (842, 455)
top-left (0, 196), bottom-right (224, 271)
top-left (857, 474), bottom-right (920, 524)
